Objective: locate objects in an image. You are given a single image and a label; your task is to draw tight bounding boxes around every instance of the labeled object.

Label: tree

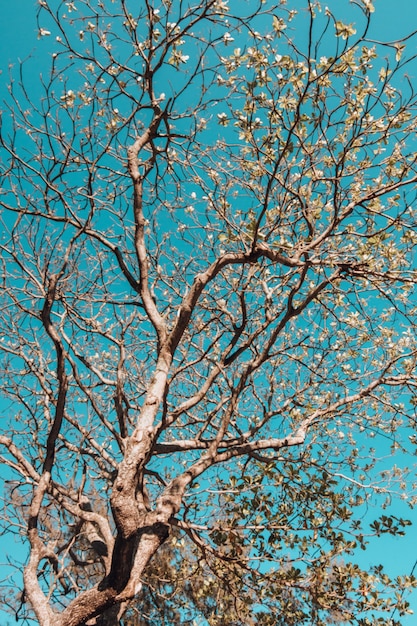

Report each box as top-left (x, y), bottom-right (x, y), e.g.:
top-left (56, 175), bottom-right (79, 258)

top-left (1, 0), bottom-right (417, 623)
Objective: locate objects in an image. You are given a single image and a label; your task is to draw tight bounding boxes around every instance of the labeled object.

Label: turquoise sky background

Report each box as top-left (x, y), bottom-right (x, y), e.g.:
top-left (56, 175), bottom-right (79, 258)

top-left (1, 0), bottom-right (417, 624)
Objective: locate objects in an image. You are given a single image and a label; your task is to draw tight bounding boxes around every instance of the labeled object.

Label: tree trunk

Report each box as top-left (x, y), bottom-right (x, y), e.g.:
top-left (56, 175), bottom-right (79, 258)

top-left (88, 603), bottom-right (124, 626)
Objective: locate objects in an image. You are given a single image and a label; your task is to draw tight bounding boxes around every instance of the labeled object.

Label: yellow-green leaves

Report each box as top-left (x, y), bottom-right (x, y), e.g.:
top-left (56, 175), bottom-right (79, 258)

top-left (272, 15), bottom-right (287, 35)
top-left (335, 21), bottom-right (357, 39)
top-left (394, 43), bottom-right (406, 62)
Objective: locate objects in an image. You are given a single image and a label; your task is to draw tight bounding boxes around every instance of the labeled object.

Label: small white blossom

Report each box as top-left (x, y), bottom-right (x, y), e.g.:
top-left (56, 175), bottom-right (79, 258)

top-left (223, 32), bottom-right (234, 44)
top-left (60, 90), bottom-right (76, 106)
top-left (217, 112), bottom-right (229, 126)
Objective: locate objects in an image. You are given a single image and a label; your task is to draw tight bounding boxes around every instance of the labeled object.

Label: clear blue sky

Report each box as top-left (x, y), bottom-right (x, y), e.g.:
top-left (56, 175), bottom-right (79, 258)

top-left (1, 1), bottom-right (417, 624)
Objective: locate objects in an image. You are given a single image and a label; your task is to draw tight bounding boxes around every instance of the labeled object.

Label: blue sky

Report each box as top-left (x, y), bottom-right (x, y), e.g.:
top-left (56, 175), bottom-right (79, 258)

top-left (1, 0), bottom-right (417, 624)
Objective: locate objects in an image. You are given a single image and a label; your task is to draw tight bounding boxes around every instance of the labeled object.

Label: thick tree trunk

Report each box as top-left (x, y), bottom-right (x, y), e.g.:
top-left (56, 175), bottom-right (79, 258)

top-left (56, 519), bottom-right (170, 626)
top-left (88, 603), bottom-right (124, 626)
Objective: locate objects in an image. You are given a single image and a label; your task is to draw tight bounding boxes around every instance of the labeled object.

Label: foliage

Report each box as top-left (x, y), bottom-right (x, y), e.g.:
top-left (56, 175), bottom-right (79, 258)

top-left (1, 0), bottom-right (417, 624)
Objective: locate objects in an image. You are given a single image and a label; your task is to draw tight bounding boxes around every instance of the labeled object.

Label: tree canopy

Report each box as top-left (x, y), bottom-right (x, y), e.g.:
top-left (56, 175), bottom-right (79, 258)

top-left (1, 0), bottom-right (417, 624)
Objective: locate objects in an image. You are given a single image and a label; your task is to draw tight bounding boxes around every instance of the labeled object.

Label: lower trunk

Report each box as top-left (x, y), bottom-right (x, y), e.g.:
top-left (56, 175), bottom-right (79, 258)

top-left (87, 603), bottom-right (125, 626)
top-left (57, 521), bottom-right (170, 626)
